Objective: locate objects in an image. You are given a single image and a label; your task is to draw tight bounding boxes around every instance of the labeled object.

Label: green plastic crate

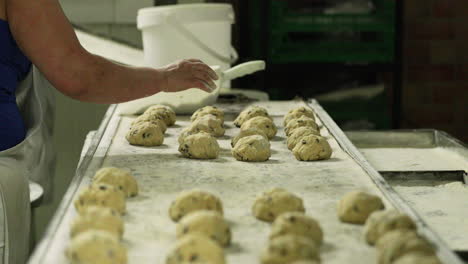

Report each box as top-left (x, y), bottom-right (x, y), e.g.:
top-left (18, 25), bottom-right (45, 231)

top-left (268, 0), bottom-right (395, 63)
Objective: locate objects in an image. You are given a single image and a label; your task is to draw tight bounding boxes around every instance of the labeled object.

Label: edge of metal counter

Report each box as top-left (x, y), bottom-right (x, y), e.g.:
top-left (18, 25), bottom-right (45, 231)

top-left (309, 99), bottom-right (464, 264)
top-left (28, 104), bottom-right (119, 263)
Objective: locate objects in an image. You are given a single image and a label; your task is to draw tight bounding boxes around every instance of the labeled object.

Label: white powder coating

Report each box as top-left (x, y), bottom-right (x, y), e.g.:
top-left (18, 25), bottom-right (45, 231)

top-left (35, 101), bottom-right (401, 264)
top-left (359, 148), bottom-right (468, 172)
top-left (389, 180), bottom-right (468, 251)
top-left (358, 141), bottom-right (468, 251)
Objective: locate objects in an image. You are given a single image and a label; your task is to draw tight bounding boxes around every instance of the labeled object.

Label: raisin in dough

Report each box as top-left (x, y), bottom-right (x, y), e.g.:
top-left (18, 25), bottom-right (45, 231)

top-left (231, 127), bottom-right (268, 147)
top-left (66, 230), bottom-right (127, 264)
top-left (234, 105), bottom-right (270, 127)
top-left (178, 132), bottom-right (220, 159)
top-left (270, 212), bottom-right (323, 245)
top-left (287, 127), bottom-right (320, 150)
top-left (70, 206), bottom-right (124, 239)
top-left (283, 106), bottom-right (316, 126)
top-left (144, 105), bottom-right (176, 126)
top-left (377, 231), bottom-right (435, 264)
top-left (232, 135), bottom-right (271, 162)
top-left (131, 113), bottom-right (167, 133)
top-left (241, 116), bottom-right (277, 139)
top-left (126, 122), bottom-right (164, 146)
top-left (285, 116), bottom-right (319, 137)
top-left (93, 167), bottom-right (138, 198)
top-left (74, 183), bottom-right (126, 215)
top-left (169, 190), bottom-right (223, 222)
top-left (191, 106), bottom-right (224, 123)
top-left (393, 252), bottom-right (441, 264)
top-left (261, 235), bottom-right (320, 264)
top-left (252, 188), bottom-right (305, 222)
top-left (292, 135), bottom-right (332, 161)
top-left (176, 211), bottom-right (231, 247)
top-left (166, 234), bottom-right (226, 264)
top-left (337, 191), bottom-right (385, 224)
top-left (364, 209), bottom-right (416, 245)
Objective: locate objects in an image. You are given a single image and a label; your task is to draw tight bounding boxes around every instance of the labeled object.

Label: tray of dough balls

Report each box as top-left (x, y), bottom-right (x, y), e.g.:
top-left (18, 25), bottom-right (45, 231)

top-left (29, 100), bottom-right (463, 264)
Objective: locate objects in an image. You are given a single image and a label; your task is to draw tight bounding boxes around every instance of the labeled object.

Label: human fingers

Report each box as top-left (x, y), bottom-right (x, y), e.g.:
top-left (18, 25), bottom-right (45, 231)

top-left (179, 60), bottom-right (217, 80)
top-left (191, 79), bottom-right (213, 93)
top-left (193, 69), bottom-right (217, 90)
top-left (186, 58), bottom-right (204, 64)
top-left (192, 62), bottom-right (219, 80)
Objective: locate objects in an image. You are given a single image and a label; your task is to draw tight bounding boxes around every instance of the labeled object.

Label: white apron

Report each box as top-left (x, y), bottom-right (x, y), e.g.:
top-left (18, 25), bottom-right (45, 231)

top-left (0, 66), bottom-right (55, 264)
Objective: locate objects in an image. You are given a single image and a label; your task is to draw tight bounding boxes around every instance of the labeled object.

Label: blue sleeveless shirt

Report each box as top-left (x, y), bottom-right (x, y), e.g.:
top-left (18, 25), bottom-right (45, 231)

top-left (0, 19), bottom-right (31, 151)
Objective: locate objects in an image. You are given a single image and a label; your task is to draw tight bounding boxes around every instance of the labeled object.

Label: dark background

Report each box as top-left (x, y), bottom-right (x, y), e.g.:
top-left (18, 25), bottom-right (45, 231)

top-left (205, 0), bottom-right (467, 142)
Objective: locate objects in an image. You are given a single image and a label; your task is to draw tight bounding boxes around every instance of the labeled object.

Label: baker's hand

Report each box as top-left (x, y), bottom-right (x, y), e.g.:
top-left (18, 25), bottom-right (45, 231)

top-left (160, 59), bottom-right (219, 93)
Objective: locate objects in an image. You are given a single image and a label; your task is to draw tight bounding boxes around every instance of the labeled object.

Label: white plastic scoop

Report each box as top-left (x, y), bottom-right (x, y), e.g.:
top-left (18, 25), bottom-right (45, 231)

top-left (117, 60), bottom-right (265, 115)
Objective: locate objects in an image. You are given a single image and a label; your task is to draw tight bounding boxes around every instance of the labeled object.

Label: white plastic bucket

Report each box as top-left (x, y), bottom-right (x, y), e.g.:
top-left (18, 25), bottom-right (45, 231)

top-left (137, 4), bottom-right (237, 88)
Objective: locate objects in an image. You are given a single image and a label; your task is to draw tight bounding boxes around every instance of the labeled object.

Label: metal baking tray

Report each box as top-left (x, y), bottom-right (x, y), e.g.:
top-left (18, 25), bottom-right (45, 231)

top-left (29, 100), bottom-right (464, 264)
top-left (346, 130), bottom-right (468, 178)
top-left (346, 130), bottom-right (468, 254)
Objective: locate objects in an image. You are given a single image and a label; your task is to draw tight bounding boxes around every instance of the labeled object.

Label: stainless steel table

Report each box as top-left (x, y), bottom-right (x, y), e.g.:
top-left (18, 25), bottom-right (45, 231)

top-left (29, 100), bottom-right (466, 264)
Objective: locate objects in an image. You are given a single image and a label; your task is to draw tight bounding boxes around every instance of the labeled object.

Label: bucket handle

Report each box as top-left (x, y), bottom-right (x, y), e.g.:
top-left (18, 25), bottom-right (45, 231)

top-left (166, 14), bottom-right (238, 64)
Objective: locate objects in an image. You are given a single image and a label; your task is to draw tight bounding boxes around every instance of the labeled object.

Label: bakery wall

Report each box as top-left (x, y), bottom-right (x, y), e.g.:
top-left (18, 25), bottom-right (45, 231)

top-left (400, 0), bottom-right (468, 142)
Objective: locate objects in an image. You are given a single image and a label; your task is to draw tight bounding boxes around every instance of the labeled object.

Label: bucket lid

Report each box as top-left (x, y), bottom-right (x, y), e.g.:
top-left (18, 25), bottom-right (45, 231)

top-left (137, 4), bottom-right (234, 30)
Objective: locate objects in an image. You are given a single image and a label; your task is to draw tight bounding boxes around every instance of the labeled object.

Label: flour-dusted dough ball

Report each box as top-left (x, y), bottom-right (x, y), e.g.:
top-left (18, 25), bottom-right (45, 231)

top-left (179, 132), bottom-right (219, 159)
top-left (176, 211), bottom-right (231, 247)
top-left (364, 209), bottom-right (416, 245)
top-left (74, 183), bottom-right (126, 215)
top-left (285, 116), bottom-right (319, 136)
top-left (66, 230), bottom-right (127, 264)
top-left (337, 191), bottom-right (384, 225)
top-left (169, 189), bottom-right (223, 222)
top-left (270, 212), bottom-right (323, 245)
top-left (178, 115), bottom-right (224, 145)
top-left (287, 127), bottom-right (320, 150)
top-left (70, 206), bottom-right (124, 239)
top-left (283, 106), bottom-right (316, 126)
top-left (166, 234), bottom-right (226, 264)
top-left (290, 261), bottom-right (320, 264)
top-left (178, 126), bottom-right (197, 145)
top-left (393, 252), bottom-right (441, 264)
top-left (234, 105), bottom-right (270, 127)
top-left (292, 135), bottom-right (332, 161)
top-left (231, 127), bottom-right (268, 147)
top-left (126, 122), bottom-right (164, 146)
top-left (261, 235), bottom-right (320, 264)
top-left (377, 231), bottom-right (435, 264)
top-left (375, 230), bottom-right (417, 251)
top-left (93, 167), bottom-right (138, 198)
top-left (252, 188), bottom-right (305, 222)
top-left (192, 114), bottom-right (225, 137)
top-left (132, 113), bottom-right (167, 133)
top-left (144, 105), bottom-right (176, 126)
top-left (232, 135), bottom-right (271, 162)
top-left (191, 106), bottom-right (224, 123)
top-left (241, 116), bottom-right (277, 139)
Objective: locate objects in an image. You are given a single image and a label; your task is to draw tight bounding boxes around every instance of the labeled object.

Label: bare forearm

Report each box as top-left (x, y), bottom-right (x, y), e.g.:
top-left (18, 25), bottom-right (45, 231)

top-left (7, 0), bottom-right (162, 103)
top-left (7, 0), bottom-right (217, 103)
top-left (71, 53), bottom-right (166, 104)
